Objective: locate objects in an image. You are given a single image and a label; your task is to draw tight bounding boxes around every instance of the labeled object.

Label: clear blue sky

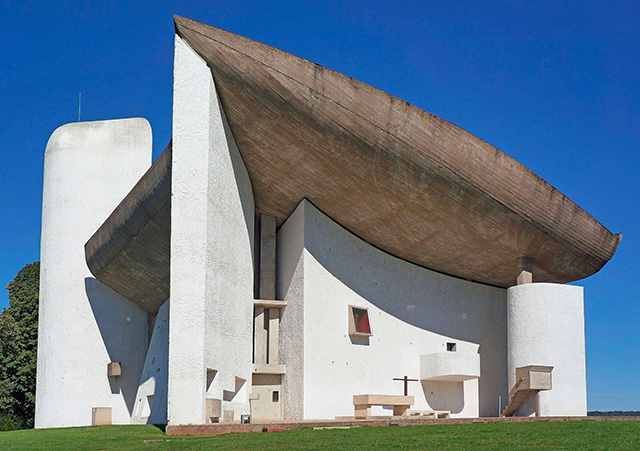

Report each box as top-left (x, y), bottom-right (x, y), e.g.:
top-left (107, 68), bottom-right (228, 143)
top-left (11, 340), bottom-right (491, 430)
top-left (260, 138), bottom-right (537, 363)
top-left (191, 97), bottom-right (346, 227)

top-left (1, 1), bottom-right (637, 411)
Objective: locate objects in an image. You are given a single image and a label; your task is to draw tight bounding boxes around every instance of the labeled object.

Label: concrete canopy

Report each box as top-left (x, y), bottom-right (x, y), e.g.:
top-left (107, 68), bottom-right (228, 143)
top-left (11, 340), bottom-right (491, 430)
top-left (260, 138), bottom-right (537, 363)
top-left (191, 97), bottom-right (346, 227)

top-left (85, 143), bottom-right (171, 314)
top-left (86, 16), bottom-right (620, 312)
top-left (173, 16), bottom-right (620, 283)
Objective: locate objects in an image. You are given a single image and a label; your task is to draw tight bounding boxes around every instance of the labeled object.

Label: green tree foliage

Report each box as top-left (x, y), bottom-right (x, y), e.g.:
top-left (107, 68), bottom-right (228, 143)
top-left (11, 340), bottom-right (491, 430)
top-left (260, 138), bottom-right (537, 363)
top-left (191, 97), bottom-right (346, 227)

top-left (0, 262), bottom-right (39, 430)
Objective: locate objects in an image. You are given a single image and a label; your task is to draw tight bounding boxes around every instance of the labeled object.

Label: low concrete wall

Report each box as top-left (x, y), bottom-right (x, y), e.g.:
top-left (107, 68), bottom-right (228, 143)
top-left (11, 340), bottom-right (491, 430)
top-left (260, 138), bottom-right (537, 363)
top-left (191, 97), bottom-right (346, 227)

top-left (165, 416), bottom-right (640, 436)
top-left (35, 118), bottom-right (152, 428)
top-left (278, 201), bottom-right (508, 419)
top-left (507, 283), bottom-right (587, 416)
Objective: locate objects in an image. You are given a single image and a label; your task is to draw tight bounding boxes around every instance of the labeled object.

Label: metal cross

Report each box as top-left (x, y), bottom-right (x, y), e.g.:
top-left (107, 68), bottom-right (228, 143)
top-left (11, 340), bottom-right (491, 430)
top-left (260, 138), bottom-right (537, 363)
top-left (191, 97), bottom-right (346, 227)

top-left (393, 375), bottom-right (419, 396)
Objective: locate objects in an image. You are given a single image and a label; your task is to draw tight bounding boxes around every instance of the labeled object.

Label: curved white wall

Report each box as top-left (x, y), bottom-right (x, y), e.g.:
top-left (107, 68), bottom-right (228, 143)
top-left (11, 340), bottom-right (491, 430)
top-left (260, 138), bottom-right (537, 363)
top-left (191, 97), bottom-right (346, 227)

top-left (36, 118), bottom-right (152, 428)
top-left (507, 283), bottom-right (587, 416)
top-left (278, 200), bottom-right (508, 419)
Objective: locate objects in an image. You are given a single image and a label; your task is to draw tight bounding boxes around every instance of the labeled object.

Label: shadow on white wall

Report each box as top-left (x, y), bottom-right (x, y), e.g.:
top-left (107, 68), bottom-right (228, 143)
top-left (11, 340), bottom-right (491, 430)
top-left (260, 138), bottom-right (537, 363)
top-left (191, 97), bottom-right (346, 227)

top-left (85, 277), bottom-right (147, 416)
top-left (422, 380), bottom-right (465, 414)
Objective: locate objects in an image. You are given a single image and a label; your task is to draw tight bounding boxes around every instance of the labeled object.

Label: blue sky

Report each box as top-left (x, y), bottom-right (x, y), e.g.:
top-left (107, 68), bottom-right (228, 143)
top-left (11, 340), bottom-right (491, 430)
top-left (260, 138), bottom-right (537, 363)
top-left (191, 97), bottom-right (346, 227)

top-left (1, 1), bottom-right (638, 411)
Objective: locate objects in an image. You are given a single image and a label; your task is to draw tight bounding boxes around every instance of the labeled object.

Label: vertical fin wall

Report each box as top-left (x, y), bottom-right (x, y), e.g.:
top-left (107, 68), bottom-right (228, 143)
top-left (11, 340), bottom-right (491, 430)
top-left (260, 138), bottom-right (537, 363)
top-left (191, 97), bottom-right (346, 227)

top-left (168, 34), bottom-right (254, 425)
top-left (276, 203), bottom-right (306, 419)
top-left (35, 118), bottom-right (152, 428)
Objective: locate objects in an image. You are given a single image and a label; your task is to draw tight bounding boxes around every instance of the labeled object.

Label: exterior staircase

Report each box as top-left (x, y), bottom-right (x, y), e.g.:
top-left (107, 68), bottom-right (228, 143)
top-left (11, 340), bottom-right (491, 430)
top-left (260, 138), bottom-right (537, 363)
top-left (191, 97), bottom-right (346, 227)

top-left (501, 377), bottom-right (532, 416)
top-left (501, 365), bottom-right (553, 417)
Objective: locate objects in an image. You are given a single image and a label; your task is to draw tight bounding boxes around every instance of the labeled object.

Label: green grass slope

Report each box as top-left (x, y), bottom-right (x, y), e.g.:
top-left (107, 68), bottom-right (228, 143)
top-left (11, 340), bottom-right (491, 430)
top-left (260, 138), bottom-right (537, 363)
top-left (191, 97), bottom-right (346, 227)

top-left (1, 421), bottom-right (639, 450)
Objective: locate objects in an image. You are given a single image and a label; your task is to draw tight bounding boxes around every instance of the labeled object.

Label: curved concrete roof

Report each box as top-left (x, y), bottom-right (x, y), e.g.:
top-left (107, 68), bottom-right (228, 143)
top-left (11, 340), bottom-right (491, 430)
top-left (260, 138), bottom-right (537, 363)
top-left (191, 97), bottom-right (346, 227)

top-left (173, 16), bottom-right (620, 287)
top-left (86, 17), bottom-right (620, 312)
top-left (85, 142), bottom-right (171, 314)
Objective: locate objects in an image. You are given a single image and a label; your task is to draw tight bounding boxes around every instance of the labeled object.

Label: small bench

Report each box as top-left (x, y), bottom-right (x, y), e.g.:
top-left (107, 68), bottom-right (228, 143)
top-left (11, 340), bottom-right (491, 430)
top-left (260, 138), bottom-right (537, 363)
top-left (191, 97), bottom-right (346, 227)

top-left (353, 394), bottom-right (414, 418)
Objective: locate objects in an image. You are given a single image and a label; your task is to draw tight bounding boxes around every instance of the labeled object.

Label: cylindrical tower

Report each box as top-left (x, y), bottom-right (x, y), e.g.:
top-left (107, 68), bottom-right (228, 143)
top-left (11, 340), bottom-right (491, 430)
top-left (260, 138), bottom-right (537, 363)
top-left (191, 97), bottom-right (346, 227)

top-left (35, 118), bottom-right (152, 428)
top-left (507, 283), bottom-right (587, 416)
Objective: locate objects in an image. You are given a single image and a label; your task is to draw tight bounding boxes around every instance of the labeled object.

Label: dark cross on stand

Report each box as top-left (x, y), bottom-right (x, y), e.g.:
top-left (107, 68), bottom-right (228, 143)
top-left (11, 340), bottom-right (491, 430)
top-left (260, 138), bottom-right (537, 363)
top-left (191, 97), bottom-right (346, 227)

top-left (393, 375), bottom-right (419, 396)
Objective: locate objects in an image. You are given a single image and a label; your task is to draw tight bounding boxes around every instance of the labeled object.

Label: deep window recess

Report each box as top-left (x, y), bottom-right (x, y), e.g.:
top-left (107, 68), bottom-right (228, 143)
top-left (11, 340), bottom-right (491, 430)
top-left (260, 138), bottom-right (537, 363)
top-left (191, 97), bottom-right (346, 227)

top-left (447, 342), bottom-right (457, 352)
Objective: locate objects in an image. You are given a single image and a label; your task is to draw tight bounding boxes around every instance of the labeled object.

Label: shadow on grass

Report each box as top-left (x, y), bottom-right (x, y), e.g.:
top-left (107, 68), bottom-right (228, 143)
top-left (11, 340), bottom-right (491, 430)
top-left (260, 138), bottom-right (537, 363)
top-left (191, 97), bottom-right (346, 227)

top-left (151, 424), bottom-right (167, 434)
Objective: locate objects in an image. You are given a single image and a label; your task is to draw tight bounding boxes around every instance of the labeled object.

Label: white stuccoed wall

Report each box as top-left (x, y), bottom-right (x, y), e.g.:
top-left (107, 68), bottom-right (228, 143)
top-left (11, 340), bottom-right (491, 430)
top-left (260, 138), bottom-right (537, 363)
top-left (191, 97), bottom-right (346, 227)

top-left (278, 200), bottom-right (508, 419)
top-left (507, 283), bottom-right (587, 416)
top-left (168, 35), bottom-right (254, 425)
top-left (35, 118), bottom-right (152, 428)
top-left (132, 299), bottom-right (169, 424)
top-left (202, 79), bottom-right (254, 419)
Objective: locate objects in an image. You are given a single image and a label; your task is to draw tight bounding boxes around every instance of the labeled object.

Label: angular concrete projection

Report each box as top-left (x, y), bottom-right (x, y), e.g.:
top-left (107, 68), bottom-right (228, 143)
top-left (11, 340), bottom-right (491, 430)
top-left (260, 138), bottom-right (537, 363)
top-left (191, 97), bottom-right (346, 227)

top-left (420, 352), bottom-right (481, 382)
top-left (85, 143), bottom-right (172, 315)
top-left (36, 119), bottom-right (152, 428)
top-left (168, 35), bottom-right (254, 426)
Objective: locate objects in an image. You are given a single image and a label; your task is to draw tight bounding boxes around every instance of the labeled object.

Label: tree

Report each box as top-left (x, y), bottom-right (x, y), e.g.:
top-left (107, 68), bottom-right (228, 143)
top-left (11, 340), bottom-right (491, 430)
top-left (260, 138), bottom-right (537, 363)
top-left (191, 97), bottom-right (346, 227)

top-left (0, 262), bottom-right (39, 430)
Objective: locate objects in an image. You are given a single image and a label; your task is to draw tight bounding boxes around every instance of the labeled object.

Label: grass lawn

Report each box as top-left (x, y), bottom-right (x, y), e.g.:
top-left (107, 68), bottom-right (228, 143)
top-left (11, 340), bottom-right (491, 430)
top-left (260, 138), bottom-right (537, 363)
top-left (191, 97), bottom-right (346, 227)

top-left (1, 421), bottom-right (639, 450)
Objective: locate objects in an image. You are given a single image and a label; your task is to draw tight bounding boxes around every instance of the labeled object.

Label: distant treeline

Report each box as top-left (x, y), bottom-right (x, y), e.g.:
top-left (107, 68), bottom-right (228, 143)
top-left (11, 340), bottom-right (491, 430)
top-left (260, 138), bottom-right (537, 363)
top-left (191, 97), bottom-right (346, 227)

top-left (588, 411), bottom-right (640, 417)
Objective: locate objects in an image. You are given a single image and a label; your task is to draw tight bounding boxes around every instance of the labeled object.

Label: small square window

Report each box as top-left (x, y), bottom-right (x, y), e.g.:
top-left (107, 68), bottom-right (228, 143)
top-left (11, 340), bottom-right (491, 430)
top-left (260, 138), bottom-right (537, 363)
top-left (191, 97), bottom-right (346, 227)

top-left (349, 305), bottom-right (373, 337)
top-left (446, 342), bottom-right (456, 352)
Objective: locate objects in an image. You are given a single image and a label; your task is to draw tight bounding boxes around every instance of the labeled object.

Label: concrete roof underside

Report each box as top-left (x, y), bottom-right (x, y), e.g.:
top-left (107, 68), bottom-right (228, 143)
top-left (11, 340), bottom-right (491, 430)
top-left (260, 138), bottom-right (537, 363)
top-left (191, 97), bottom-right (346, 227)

top-left (85, 143), bottom-right (171, 314)
top-left (85, 16), bottom-right (620, 313)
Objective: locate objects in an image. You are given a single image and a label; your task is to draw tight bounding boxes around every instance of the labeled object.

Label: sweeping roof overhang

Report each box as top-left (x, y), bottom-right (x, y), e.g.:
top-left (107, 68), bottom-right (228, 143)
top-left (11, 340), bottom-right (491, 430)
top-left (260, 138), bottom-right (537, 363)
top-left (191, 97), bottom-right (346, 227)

top-left (86, 16), bottom-right (620, 313)
top-left (174, 16), bottom-right (621, 284)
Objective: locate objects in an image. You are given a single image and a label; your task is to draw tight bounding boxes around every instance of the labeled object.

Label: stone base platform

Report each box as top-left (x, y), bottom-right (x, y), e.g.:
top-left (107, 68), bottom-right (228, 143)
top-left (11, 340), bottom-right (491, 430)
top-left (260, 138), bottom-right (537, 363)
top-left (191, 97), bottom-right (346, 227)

top-left (166, 416), bottom-right (640, 436)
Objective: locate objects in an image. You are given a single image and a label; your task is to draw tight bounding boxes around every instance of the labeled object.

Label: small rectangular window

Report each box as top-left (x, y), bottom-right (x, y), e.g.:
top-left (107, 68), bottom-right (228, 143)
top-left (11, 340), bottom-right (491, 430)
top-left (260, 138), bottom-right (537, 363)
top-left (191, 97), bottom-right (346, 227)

top-left (272, 391), bottom-right (279, 402)
top-left (349, 305), bottom-right (373, 337)
top-left (447, 342), bottom-right (457, 352)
